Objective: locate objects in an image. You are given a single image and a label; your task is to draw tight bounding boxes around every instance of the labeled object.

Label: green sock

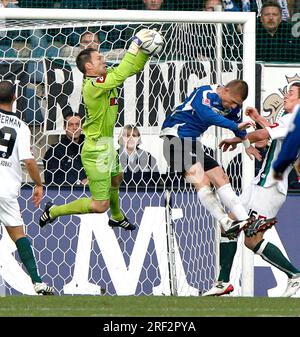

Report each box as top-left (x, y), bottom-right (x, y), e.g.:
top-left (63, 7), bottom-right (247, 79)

top-left (16, 237), bottom-right (42, 284)
top-left (50, 197), bottom-right (93, 219)
top-left (218, 236), bottom-right (237, 282)
top-left (254, 240), bottom-right (300, 278)
top-left (109, 187), bottom-right (124, 221)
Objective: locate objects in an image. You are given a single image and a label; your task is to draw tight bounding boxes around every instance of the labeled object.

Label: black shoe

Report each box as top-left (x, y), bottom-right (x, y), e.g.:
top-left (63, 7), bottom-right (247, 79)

top-left (224, 217), bottom-right (254, 239)
top-left (244, 217), bottom-right (277, 237)
top-left (39, 202), bottom-right (54, 228)
top-left (108, 217), bottom-right (136, 231)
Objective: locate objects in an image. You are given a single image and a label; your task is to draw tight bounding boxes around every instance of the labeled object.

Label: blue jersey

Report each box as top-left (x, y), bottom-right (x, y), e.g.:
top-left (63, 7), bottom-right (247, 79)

top-left (273, 104), bottom-right (300, 174)
top-left (160, 85), bottom-right (246, 140)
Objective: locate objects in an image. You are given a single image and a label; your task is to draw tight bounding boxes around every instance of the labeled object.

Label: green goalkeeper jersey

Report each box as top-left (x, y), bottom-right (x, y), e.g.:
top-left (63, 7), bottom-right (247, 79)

top-left (81, 51), bottom-right (149, 140)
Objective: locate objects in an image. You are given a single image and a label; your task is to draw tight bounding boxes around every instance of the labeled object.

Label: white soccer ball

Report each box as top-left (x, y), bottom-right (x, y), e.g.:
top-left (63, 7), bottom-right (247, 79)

top-left (141, 30), bottom-right (164, 57)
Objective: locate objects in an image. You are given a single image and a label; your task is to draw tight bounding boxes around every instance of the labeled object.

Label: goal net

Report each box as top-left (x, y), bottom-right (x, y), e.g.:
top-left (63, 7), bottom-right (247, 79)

top-left (0, 8), bottom-right (256, 296)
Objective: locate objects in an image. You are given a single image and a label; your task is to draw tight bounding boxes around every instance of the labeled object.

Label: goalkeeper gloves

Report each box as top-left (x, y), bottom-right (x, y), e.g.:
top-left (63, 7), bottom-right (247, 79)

top-left (128, 29), bottom-right (153, 56)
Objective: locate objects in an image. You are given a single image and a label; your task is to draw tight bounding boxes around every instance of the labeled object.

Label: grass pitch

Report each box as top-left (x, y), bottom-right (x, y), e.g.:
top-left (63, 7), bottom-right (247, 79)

top-left (0, 296), bottom-right (300, 317)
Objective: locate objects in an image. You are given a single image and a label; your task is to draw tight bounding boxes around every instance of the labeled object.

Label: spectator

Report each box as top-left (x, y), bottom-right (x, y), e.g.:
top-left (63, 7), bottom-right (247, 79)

top-left (118, 125), bottom-right (159, 184)
top-left (205, 1), bottom-right (257, 13)
top-left (60, 31), bottom-right (100, 58)
top-left (0, 0), bottom-right (18, 8)
top-left (60, 28), bottom-right (128, 60)
top-left (204, 0), bottom-right (223, 11)
top-left (256, 1), bottom-right (299, 62)
top-left (210, 1), bottom-right (290, 19)
top-left (143, 0), bottom-right (164, 10)
top-left (43, 112), bottom-right (87, 186)
top-left (79, 31), bottom-right (100, 50)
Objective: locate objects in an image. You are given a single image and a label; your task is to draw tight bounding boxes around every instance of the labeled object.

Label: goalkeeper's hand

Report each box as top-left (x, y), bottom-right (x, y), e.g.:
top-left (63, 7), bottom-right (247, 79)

top-left (128, 29), bottom-right (153, 56)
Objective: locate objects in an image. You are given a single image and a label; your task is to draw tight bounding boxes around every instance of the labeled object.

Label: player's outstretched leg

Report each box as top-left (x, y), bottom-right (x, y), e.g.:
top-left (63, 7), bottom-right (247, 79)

top-left (223, 216), bottom-right (255, 239)
top-left (223, 217), bottom-right (277, 239)
top-left (34, 282), bottom-right (55, 295)
top-left (202, 281), bottom-right (234, 296)
top-left (39, 202), bottom-right (55, 228)
top-left (281, 275), bottom-right (300, 297)
top-left (244, 217), bottom-right (277, 237)
top-left (108, 216), bottom-right (136, 231)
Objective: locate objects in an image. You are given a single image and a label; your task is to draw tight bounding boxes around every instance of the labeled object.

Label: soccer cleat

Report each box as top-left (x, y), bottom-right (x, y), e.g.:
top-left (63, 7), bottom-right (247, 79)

top-left (224, 217), bottom-right (254, 239)
top-left (281, 276), bottom-right (300, 297)
top-left (34, 282), bottom-right (55, 295)
top-left (39, 202), bottom-right (55, 228)
top-left (244, 217), bottom-right (277, 237)
top-left (108, 216), bottom-right (136, 231)
top-left (202, 281), bottom-right (234, 296)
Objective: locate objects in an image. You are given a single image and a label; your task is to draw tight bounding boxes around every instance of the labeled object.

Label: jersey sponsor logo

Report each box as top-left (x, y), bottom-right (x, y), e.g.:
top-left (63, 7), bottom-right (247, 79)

top-left (202, 98), bottom-right (210, 106)
top-left (110, 97), bottom-right (118, 106)
top-left (269, 122), bottom-right (279, 129)
top-left (96, 76), bottom-right (106, 83)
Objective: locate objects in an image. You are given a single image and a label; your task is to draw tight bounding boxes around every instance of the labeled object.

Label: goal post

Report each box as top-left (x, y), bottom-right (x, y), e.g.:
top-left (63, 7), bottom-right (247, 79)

top-left (0, 9), bottom-right (256, 296)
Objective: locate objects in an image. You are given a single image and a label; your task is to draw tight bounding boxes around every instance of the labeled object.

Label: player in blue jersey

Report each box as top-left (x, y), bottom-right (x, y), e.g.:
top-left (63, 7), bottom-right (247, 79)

top-left (160, 79), bottom-right (274, 239)
top-left (203, 82), bottom-right (300, 297)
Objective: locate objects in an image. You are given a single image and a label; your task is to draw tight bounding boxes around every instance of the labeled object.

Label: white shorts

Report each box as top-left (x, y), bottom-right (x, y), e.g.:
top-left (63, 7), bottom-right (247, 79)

top-left (0, 197), bottom-right (24, 227)
top-left (239, 184), bottom-right (286, 219)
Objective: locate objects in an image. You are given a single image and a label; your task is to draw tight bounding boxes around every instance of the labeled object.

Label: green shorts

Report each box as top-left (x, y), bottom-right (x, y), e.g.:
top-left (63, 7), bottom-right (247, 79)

top-left (81, 138), bottom-right (122, 200)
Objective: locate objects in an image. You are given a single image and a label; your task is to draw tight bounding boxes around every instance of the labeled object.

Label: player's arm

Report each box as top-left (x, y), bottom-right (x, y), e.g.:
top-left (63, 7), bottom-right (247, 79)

top-left (192, 99), bottom-right (248, 135)
top-left (90, 52), bottom-right (149, 92)
top-left (19, 125), bottom-right (43, 207)
top-left (23, 158), bottom-right (43, 208)
top-left (219, 128), bottom-right (270, 151)
top-left (90, 30), bottom-right (152, 92)
top-left (245, 107), bottom-right (271, 128)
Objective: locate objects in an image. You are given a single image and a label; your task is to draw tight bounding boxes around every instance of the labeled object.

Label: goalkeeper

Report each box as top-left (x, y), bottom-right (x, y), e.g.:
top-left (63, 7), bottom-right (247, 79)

top-left (39, 29), bottom-right (153, 231)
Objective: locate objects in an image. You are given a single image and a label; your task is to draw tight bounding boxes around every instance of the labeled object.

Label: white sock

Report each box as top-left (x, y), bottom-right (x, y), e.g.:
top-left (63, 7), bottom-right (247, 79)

top-left (197, 186), bottom-right (227, 223)
top-left (216, 183), bottom-right (248, 220)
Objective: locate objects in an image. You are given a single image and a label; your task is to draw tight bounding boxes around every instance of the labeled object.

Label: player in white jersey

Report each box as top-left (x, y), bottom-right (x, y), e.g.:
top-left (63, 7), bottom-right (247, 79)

top-left (0, 81), bottom-right (54, 295)
top-left (203, 82), bottom-right (300, 297)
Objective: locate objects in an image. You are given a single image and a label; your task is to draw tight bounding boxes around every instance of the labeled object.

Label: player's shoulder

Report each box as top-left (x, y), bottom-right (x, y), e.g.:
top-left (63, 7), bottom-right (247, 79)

top-left (197, 84), bottom-right (216, 95)
top-left (0, 109), bottom-right (29, 131)
top-left (88, 75), bottom-right (106, 83)
top-left (194, 85), bottom-right (218, 105)
top-left (276, 111), bottom-right (294, 126)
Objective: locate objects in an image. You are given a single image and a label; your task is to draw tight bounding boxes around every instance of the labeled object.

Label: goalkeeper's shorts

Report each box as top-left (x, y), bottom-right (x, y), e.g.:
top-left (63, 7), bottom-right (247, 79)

top-left (81, 138), bottom-right (122, 201)
top-left (162, 136), bottom-right (219, 175)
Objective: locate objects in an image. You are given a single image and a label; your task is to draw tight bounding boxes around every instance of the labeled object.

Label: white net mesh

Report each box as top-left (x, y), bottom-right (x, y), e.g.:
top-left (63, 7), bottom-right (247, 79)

top-left (0, 13), bottom-right (252, 296)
